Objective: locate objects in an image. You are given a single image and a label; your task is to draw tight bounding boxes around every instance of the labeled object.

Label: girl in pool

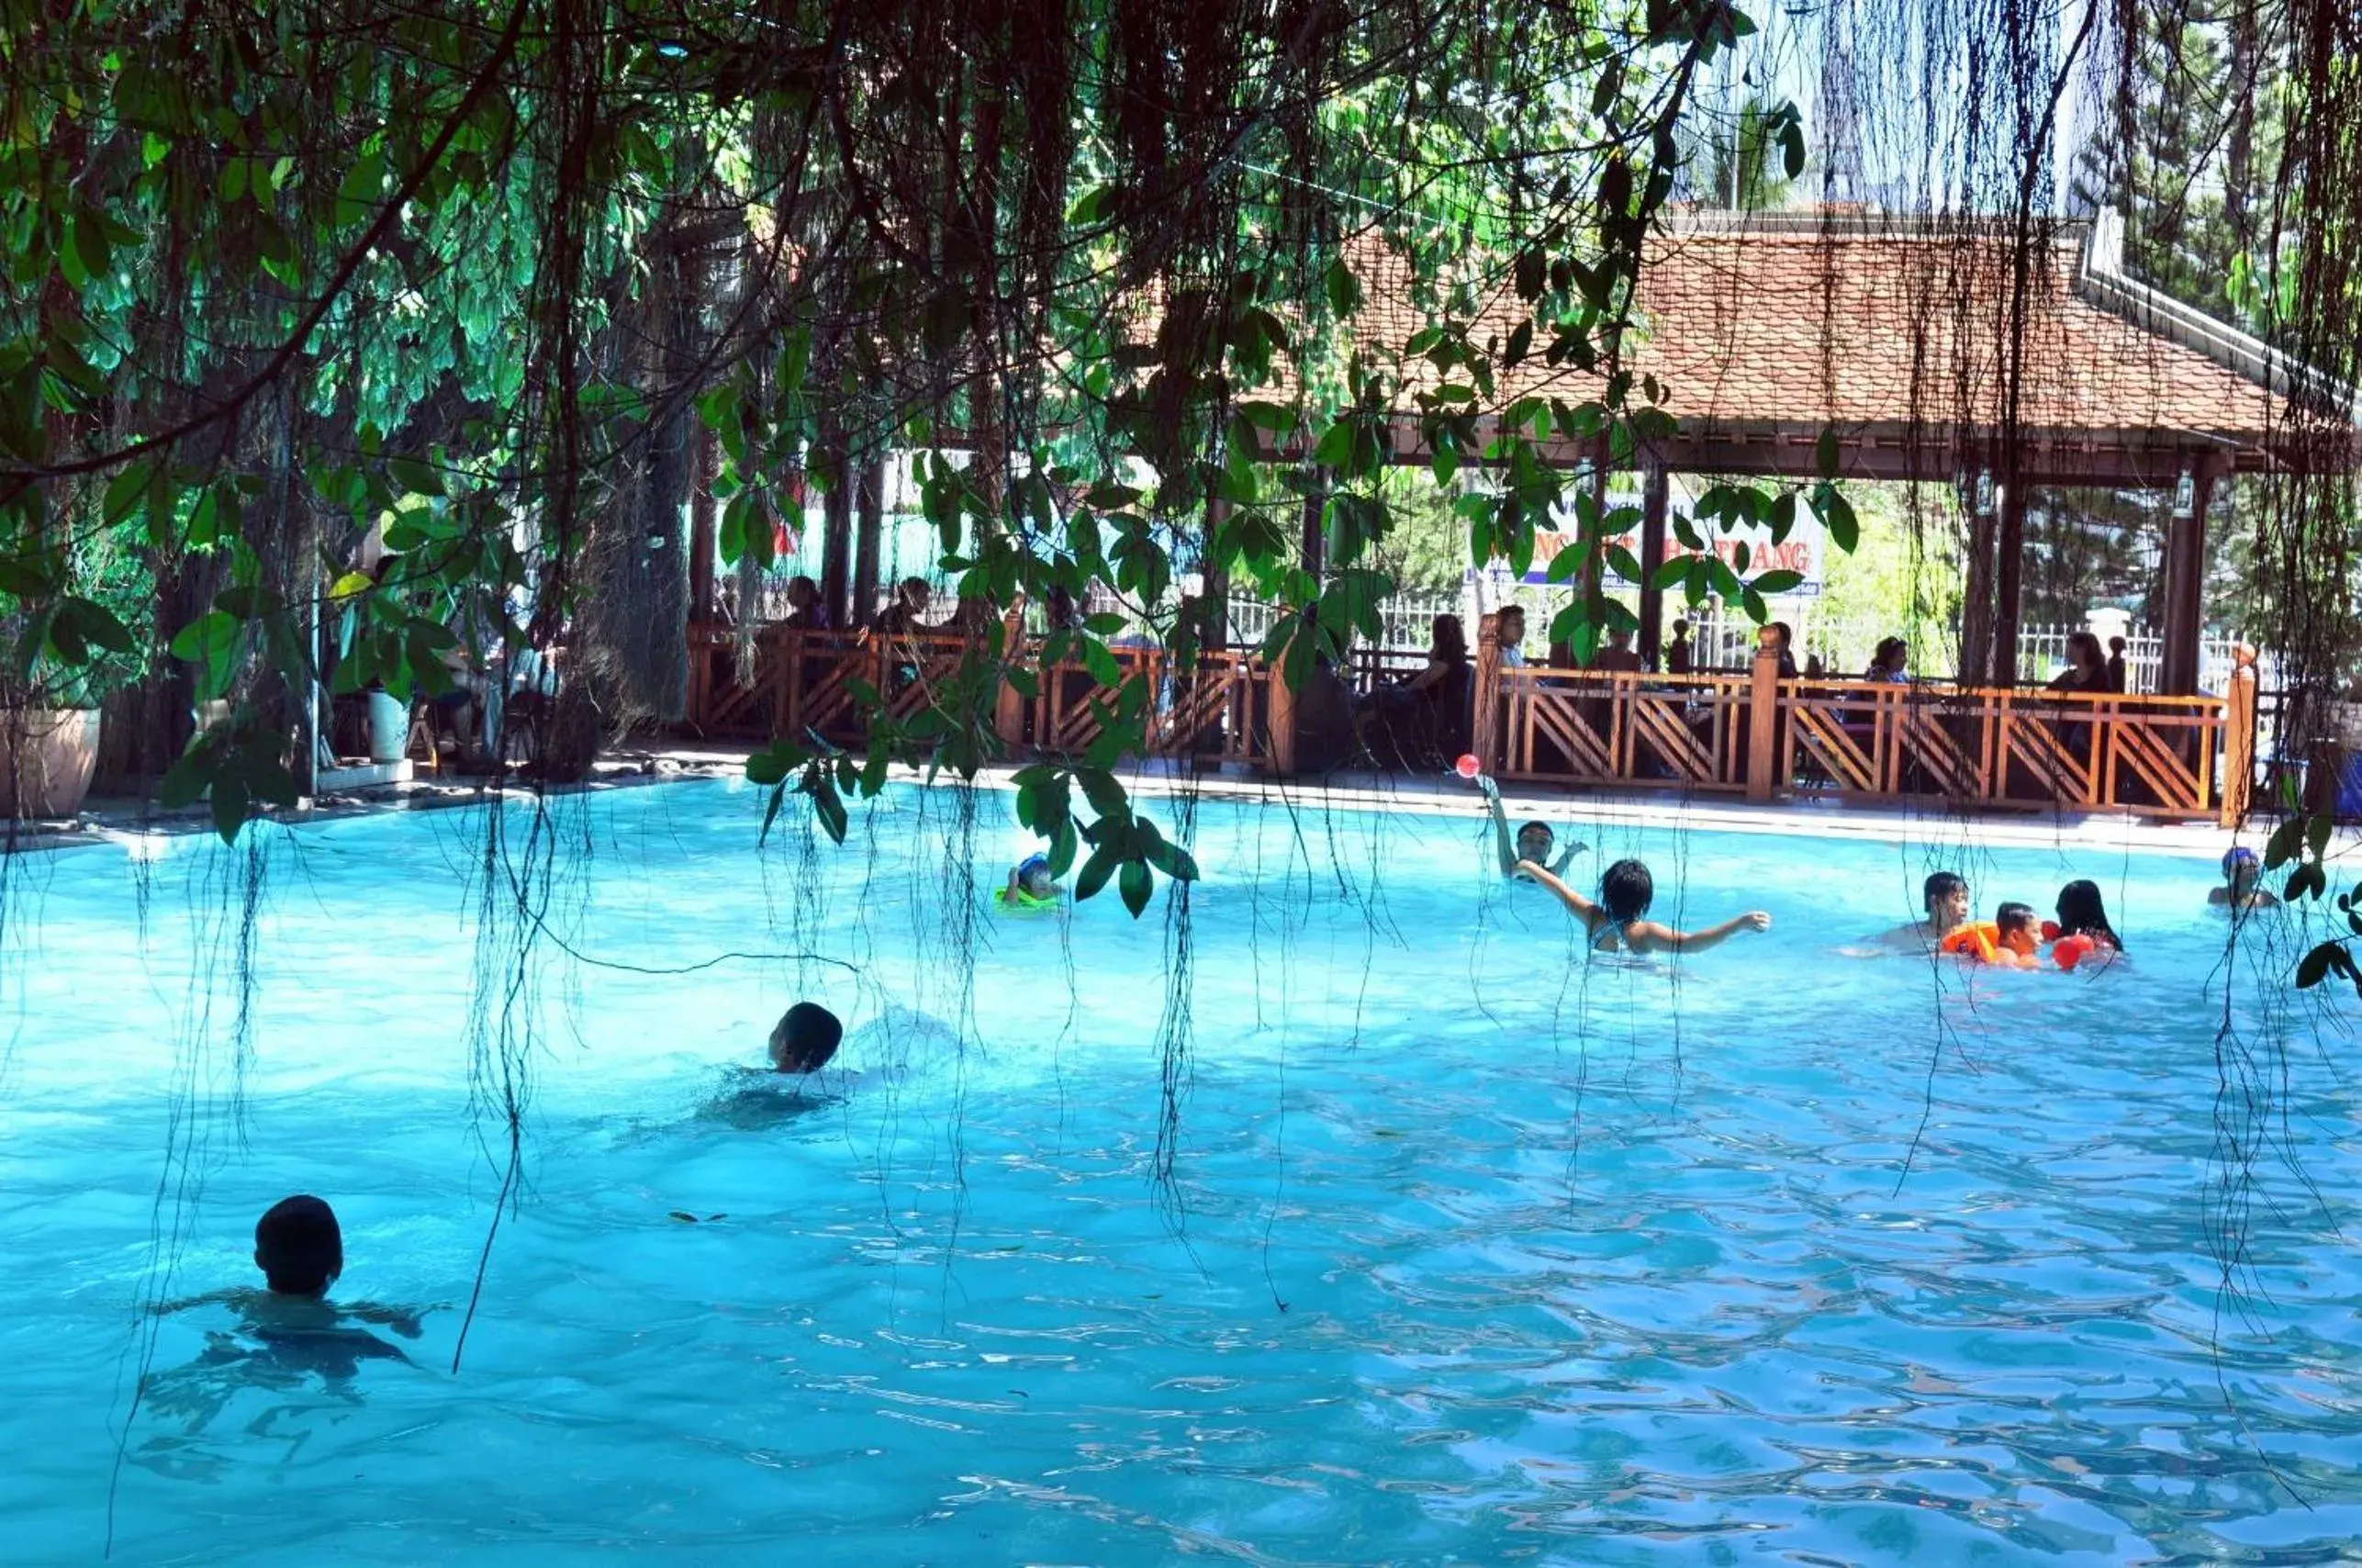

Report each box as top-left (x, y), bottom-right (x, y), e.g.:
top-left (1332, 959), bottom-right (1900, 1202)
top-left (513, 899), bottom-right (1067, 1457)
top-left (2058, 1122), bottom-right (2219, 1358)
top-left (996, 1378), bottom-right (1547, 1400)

top-left (1517, 857), bottom-right (1771, 956)
top-left (2049, 879), bottom-right (2124, 968)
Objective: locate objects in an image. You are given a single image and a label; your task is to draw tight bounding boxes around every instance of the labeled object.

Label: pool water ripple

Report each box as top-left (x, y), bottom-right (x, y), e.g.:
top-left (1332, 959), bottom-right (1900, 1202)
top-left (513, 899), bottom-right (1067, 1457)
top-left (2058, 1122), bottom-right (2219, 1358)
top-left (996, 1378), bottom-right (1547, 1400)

top-left (1, 778), bottom-right (2356, 1563)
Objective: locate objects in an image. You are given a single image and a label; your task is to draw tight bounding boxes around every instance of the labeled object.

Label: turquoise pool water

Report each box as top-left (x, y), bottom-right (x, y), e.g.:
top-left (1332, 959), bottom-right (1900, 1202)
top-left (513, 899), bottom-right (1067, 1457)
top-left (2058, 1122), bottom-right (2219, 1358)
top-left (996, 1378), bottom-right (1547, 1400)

top-left (2, 779), bottom-right (2356, 1563)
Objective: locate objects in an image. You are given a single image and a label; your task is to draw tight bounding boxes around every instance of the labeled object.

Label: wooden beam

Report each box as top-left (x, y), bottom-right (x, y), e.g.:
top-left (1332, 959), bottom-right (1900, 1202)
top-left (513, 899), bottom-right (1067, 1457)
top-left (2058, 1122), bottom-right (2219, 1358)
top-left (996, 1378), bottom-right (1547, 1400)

top-left (2161, 464), bottom-right (2216, 695)
top-left (1636, 464), bottom-right (1670, 666)
top-left (1991, 477), bottom-right (2029, 687)
top-left (851, 455), bottom-right (883, 630)
top-left (817, 431), bottom-right (853, 633)
top-left (1959, 473), bottom-right (1998, 686)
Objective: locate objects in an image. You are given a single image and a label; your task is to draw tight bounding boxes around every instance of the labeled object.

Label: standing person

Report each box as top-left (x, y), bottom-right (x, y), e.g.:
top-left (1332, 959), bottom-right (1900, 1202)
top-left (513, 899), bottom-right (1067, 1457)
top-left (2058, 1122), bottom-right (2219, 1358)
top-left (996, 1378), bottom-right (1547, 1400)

top-left (2105, 635), bottom-right (2129, 693)
top-left (1664, 618), bottom-right (1693, 676)
top-left (1520, 857), bottom-right (1772, 956)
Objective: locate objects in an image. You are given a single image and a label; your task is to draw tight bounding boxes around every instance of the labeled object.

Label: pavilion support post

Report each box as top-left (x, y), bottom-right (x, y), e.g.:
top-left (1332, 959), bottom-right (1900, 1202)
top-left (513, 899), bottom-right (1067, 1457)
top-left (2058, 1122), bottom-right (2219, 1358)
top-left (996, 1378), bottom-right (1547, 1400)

top-left (1746, 643), bottom-right (1782, 801)
top-left (688, 422), bottom-right (718, 623)
top-left (993, 602), bottom-right (1027, 751)
top-left (817, 426), bottom-right (854, 633)
top-left (1265, 634), bottom-right (1298, 775)
top-left (1637, 464), bottom-right (1670, 667)
top-left (1472, 612), bottom-right (1504, 773)
top-left (2221, 645), bottom-right (2258, 828)
top-left (1992, 479), bottom-right (2028, 688)
top-left (1300, 484), bottom-right (1326, 583)
top-left (851, 454), bottom-right (884, 630)
top-left (2161, 464), bottom-right (2215, 697)
top-left (1959, 472), bottom-right (1998, 687)
top-left (1199, 497), bottom-right (1229, 653)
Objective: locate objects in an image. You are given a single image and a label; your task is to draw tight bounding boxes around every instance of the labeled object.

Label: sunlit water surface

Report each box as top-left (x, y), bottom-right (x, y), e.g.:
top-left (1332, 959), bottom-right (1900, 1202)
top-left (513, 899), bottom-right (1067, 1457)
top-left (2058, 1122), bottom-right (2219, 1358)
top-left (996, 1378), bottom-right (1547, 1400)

top-left (1, 778), bottom-right (2356, 1563)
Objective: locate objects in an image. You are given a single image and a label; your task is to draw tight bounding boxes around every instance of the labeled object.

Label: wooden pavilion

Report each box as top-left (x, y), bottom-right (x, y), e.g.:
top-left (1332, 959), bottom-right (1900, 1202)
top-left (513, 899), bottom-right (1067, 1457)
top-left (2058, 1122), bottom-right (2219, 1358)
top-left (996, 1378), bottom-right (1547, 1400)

top-left (687, 210), bottom-right (2356, 823)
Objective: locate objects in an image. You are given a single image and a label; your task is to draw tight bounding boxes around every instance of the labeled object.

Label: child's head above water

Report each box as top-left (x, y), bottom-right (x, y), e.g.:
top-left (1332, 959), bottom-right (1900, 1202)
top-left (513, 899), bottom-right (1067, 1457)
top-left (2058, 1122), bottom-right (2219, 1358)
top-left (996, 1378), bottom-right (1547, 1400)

top-left (767, 1002), bottom-right (844, 1074)
top-left (1995, 902), bottom-right (2037, 956)
top-left (2222, 846), bottom-right (2260, 893)
top-left (1516, 821), bottom-right (1554, 862)
top-left (1013, 854), bottom-right (1057, 900)
top-left (254, 1194), bottom-right (342, 1298)
top-left (1600, 858), bottom-right (1654, 924)
top-left (1923, 870), bottom-right (1969, 926)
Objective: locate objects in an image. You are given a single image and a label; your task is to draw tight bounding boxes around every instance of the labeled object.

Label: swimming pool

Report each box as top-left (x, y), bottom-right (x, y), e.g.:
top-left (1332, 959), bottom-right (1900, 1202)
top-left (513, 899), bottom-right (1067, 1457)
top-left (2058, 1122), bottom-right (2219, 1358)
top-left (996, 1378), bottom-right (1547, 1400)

top-left (2, 778), bottom-right (2356, 1563)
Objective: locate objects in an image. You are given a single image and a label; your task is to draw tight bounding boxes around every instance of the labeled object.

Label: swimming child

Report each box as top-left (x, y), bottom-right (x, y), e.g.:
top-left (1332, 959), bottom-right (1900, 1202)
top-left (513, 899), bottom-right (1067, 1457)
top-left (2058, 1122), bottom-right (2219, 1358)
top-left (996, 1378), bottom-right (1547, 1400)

top-left (1886, 870), bottom-right (1971, 949)
top-left (1995, 902), bottom-right (2039, 961)
top-left (2209, 846), bottom-right (2280, 911)
top-left (1478, 773), bottom-right (1586, 879)
top-left (1518, 857), bottom-right (1772, 956)
top-left (995, 853), bottom-right (1062, 912)
top-left (1939, 901), bottom-right (2039, 967)
top-left (767, 1001), bottom-right (845, 1073)
top-left (2048, 879), bottom-right (2124, 969)
top-left (153, 1195), bottom-right (426, 1340)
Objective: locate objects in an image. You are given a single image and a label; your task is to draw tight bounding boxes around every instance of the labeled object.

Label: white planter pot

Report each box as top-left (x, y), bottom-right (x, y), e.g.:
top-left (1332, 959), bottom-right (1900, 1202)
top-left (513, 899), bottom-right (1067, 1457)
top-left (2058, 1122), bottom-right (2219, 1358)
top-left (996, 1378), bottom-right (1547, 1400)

top-left (1, 707), bottom-right (103, 820)
top-left (366, 690), bottom-right (410, 763)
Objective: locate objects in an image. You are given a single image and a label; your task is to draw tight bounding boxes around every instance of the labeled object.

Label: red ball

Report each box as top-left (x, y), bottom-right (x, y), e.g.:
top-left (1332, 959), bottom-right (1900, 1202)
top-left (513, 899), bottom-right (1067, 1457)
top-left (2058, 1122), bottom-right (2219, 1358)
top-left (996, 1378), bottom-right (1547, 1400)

top-left (2054, 935), bottom-right (2093, 971)
top-left (1454, 754), bottom-right (1481, 779)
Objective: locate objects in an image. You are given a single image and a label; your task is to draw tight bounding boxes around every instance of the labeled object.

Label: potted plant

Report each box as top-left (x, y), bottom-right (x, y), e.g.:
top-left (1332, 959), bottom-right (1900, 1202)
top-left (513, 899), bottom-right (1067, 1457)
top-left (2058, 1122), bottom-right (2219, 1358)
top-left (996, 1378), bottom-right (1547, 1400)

top-left (1, 532), bottom-right (149, 821)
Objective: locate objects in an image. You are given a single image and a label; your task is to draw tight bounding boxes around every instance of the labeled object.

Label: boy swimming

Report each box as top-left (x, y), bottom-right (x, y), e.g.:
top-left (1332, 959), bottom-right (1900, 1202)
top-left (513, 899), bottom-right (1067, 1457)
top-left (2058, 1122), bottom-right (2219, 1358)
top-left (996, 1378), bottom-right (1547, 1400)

top-left (767, 1001), bottom-right (845, 1073)
top-left (1886, 870), bottom-right (1970, 948)
top-left (1476, 773), bottom-right (1585, 880)
top-left (153, 1195), bottom-right (426, 1341)
top-left (1518, 857), bottom-right (1771, 956)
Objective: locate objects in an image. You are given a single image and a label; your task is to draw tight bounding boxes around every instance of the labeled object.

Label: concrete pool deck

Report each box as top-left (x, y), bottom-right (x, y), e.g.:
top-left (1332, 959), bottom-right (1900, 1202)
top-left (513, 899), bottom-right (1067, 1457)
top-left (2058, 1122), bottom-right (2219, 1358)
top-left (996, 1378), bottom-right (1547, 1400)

top-left (7, 738), bottom-right (2314, 863)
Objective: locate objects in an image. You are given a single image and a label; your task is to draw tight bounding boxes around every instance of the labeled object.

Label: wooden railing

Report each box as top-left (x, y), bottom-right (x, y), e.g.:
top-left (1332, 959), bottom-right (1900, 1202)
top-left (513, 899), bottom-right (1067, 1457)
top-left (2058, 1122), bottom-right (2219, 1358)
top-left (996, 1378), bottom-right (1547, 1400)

top-left (688, 615), bottom-right (2262, 823)
top-left (688, 623), bottom-right (1276, 769)
top-left (1469, 615), bottom-right (2261, 823)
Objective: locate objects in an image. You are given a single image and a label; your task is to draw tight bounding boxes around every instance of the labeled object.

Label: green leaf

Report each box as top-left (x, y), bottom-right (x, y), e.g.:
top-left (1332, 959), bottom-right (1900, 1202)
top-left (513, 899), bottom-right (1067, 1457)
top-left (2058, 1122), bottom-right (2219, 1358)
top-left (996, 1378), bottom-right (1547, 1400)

top-left (1504, 320), bottom-right (1534, 366)
top-left (1323, 257), bottom-right (1361, 318)
top-left (1751, 569), bottom-right (1804, 596)
top-left (1075, 842), bottom-right (1120, 902)
top-left (1815, 427), bottom-right (1839, 478)
top-left (1118, 857), bottom-right (1151, 918)
top-left (745, 738), bottom-right (807, 787)
top-left (2296, 943), bottom-right (2334, 989)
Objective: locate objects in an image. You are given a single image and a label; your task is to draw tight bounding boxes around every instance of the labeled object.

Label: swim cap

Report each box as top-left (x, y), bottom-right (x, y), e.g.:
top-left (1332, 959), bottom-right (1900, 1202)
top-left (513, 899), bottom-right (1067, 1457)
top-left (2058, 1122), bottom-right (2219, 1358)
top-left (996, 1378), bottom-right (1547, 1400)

top-left (1017, 853), bottom-right (1051, 880)
top-left (2222, 846), bottom-right (2258, 876)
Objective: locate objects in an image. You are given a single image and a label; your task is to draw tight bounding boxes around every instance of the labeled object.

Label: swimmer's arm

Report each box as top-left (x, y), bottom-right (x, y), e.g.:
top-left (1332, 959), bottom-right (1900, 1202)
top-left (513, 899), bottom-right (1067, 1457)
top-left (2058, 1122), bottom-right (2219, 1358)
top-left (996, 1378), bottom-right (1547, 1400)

top-left (1636, 911), bottom-right (1772, 954)
top-left (341, 1301), bottom-right (433, 1338)
top-left (1480, 777), bottom-right (1517, 874)
top-left (1547, 838), bottom-right (1586, 878)
top-left (1517, 861), bottom-right (1601, 923)
top-left (147, 1287), bottom-right (246, 1316)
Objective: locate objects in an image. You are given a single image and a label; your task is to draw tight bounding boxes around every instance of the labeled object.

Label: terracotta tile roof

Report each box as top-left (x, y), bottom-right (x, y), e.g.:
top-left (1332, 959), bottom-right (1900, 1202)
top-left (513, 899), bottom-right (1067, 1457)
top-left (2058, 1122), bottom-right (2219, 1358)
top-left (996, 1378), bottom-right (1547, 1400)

top-left (1343, 217), bottom-right (2291, 467)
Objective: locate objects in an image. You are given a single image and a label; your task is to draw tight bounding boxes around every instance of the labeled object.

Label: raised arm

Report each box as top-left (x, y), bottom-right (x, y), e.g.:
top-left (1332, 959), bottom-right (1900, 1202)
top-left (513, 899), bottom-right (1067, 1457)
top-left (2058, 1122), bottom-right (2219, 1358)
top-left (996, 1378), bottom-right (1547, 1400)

top-left (1480, 776), bottom-right (1517, 874)
top-left (1547, 836), bottom-right (1587, 878)
top-left (1517, 860), bottom-right (1600, 924)
top-left (1631, 910), bottom-right (1772, 955)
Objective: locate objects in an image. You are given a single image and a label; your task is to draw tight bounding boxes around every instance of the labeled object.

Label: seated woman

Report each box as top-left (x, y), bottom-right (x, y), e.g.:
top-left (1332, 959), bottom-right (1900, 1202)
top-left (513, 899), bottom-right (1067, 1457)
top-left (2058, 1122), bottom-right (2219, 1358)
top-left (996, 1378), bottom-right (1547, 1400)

top-left (1864, 637), bottom-right (1909, 682)
top-left (779, 575), bottom-right (828, 631)
top-left (1356, 614), bottom-right (1470, 767)
top-left (1518, 857), bottom-right (1772, 957)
